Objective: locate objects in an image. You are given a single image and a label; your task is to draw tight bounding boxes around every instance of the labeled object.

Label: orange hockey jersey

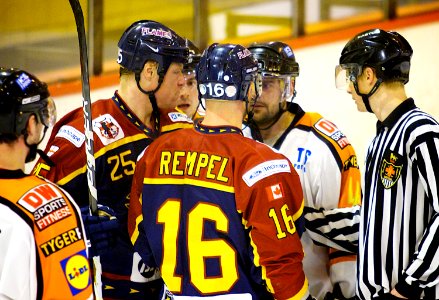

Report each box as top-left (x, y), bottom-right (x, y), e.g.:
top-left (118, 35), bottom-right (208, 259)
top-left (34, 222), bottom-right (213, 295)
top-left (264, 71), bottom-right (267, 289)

top-left (0, 169), bottom-right (92, 299)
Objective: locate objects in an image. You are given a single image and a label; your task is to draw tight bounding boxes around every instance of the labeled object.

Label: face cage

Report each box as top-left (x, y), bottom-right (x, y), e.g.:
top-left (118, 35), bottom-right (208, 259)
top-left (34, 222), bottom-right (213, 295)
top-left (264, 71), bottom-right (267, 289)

top-left (260, 72), bottom-right (292, 100)
top-left (335, 63), bottom-right (362, 90)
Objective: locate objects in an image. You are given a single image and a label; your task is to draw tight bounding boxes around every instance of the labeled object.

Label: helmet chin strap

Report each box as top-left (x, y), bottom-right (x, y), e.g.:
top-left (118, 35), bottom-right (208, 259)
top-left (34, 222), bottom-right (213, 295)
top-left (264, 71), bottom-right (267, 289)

top-left (353, 78), bottom-right (382, 113)
top-left (135, 71), bottom-right (165, 135)
top-left (24, 126), bottom-right (54, 166)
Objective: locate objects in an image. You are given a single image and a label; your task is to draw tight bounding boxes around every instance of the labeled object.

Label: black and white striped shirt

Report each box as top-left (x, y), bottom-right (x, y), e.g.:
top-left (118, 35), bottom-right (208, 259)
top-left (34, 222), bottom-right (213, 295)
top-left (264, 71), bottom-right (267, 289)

top-left (358, 98), bottom-right (439, 299)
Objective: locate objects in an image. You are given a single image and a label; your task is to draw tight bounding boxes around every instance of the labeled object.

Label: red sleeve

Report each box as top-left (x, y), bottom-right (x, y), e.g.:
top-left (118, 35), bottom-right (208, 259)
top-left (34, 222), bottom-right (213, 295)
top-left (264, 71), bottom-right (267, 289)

top-left (127, 150), bottom-right (147, 240)
top-left (237, 158), bottom-right (309, 300)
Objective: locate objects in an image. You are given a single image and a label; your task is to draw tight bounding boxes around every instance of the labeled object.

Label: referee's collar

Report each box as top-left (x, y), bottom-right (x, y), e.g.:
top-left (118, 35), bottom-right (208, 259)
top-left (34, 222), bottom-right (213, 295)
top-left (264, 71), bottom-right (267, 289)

top-left (377, 98), bottom-right (416, 132)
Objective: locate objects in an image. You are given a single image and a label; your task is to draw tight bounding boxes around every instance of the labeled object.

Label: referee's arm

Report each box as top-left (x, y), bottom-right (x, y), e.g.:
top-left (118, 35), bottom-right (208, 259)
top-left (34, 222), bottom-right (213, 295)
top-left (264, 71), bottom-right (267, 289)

top-left (396, 135), bottom-right (439, 297)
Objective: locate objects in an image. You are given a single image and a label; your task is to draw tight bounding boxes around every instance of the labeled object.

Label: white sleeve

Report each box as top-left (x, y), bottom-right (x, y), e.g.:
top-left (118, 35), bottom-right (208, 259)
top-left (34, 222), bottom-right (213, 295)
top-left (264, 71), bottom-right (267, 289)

top-left (0, 205), bottom-right (37, 300)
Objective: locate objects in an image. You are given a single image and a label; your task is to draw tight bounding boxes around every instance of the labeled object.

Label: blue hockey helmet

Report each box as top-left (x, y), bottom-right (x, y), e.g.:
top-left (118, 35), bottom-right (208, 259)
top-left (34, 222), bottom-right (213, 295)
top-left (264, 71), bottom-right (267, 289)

top-left (117, 20), bottom-right (189, 76)
top-left (196, 43), bottom-right (261, 102)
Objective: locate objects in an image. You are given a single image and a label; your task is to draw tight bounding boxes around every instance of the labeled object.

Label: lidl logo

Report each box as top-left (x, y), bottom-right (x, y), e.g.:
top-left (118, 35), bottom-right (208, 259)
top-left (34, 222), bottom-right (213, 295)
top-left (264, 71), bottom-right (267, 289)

top-left (61, 250), bottom-right (91, 295)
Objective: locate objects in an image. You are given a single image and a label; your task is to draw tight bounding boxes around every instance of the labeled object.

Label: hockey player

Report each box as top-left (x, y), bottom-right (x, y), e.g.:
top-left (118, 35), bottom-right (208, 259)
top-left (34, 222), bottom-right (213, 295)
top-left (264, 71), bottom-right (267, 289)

top-left (176, 39), bottom-right (204, 121)
top-left (0, 68), bottom-right (93, 299)
top-left (32, 20), bottom-right (193, 299)
top-left (128, 43), bottom-right (313, 299)
top-left (244, 41), bottom-right (362, 300)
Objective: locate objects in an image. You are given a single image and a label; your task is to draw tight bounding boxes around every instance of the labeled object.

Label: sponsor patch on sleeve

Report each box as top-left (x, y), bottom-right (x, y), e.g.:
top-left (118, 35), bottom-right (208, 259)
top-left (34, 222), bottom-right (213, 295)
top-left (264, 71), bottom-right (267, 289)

top-left (168, 112), bottom-right (193, 123)
top-left (314, 118), bottom-right (350, 149)
top-left (60, 249), bottom-right (91, 296)
top-left (55, 125), bottom-right (85, 148)
top-left (242, 159), bottom-right (291, 187)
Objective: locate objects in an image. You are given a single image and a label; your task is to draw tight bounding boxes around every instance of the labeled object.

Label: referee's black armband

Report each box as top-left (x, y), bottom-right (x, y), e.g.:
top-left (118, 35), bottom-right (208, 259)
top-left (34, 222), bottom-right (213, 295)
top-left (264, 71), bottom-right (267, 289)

top-left (394, 278), bottom-right (422, 299)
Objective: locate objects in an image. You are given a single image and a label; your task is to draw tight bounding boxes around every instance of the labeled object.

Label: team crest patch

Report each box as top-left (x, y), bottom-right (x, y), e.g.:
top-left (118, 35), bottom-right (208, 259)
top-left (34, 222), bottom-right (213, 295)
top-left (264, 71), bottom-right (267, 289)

top-left (61, 249), bottom-right (91, 295)
top-left (380, 151), bottom-right (403, 189)
top-left (92, 114), bottom-right (124, 145)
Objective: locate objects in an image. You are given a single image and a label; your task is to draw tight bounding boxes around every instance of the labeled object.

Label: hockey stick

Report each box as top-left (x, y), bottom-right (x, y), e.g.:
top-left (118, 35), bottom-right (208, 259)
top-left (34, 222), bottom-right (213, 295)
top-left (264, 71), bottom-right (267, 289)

top-left (68, 0), bottom-right (102, 298)
top-left (68, 0), bottom-right (98, 216)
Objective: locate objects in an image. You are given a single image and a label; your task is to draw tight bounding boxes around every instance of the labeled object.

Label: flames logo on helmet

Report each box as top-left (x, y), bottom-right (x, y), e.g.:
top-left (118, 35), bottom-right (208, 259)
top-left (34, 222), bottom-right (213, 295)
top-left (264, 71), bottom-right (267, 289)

top-left (141, 27), bottom-right (172, 40)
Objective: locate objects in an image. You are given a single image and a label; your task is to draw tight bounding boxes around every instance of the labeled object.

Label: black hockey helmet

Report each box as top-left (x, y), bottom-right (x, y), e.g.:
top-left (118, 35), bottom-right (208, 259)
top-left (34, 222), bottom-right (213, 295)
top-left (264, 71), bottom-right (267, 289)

top-left (338, 28), bottom-right (412, 84)
top-left (183, 39), bottom-right (201, 74)
top-left (117, 20), bottom-right (189, 76)
top-left (248, 41), bottom-right (299, 77)
top-left (0, 68), bottom-right (56, 136)
top-left (196, 43), bottom-right (261, 102)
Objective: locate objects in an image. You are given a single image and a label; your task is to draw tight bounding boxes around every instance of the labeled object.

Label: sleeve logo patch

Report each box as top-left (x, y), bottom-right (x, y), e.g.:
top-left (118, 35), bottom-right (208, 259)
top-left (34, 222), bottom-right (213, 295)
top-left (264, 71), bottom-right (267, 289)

top-left (168, 112), bottom-right (193, 123)
top-left (93, 114), bottom-right (125, 145)
top-left (61, 249), bottom-right (91, 295)
top-left (243, 159), bottom-right (291, 187)
top-left (266, 183), bottom-right (284, 201)
top-left (56, 125), bottom-right (85, 148)
top-left (314, 118), bottom-right (350, 149)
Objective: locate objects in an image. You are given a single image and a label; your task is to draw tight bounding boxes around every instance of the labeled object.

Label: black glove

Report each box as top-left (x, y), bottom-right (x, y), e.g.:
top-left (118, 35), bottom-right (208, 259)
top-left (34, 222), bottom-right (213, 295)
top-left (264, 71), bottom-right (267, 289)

top-left (80, 205), bottom-right (119, 257)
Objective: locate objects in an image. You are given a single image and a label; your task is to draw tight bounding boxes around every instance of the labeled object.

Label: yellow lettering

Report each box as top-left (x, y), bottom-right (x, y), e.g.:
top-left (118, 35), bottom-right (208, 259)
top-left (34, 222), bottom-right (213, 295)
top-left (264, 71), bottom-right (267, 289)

top-left (195, 154), bottom-right (209, 177)
top-left (217, 158), bottom-right (229, 183)
top-left (160, 151), bottom-right (172, 175)
top-left (69, 229), bottom-right (79, 243)
top-left (40, 243), bottom-right (50, 256)
top-left (172, 151), bottom-right (185, 176)
top-left (206, 155), bottom-right (221, 180)
top-left (55, 236), bottom-right (64, 249)
top-left (186, 152), bottom-right (198, 176)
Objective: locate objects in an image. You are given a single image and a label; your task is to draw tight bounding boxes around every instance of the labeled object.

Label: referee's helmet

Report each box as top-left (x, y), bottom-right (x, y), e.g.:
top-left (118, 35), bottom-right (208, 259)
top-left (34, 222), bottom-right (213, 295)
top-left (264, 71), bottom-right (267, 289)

top-left (338, 28), bottom-right (413, 84)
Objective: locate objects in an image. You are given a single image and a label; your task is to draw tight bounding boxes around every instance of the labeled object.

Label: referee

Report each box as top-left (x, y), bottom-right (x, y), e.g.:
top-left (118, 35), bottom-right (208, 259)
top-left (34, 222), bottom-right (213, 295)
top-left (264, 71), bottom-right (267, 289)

top-left (335, 29), bottom-right (439, 299)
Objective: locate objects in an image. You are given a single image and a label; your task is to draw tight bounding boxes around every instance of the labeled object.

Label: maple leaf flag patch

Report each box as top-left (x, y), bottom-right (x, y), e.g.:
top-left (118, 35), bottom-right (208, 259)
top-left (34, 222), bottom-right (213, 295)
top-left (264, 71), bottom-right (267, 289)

top-left (266, 183), bottom-right (284, 201)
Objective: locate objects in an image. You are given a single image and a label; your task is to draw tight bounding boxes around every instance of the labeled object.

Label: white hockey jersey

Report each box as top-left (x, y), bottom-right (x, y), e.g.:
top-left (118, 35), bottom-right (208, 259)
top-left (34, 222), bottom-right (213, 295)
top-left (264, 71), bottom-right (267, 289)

top-left (244, 103), bottom-right (362, 299)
